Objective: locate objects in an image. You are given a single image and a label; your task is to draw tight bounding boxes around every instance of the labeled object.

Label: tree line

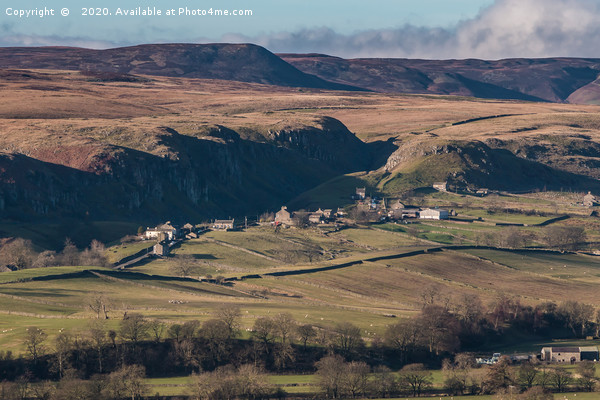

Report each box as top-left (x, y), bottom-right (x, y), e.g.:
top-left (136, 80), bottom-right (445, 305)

top-left (0, 238), bottom-right (109, 270)
top-left (3, 292), bottom-right (600, 399)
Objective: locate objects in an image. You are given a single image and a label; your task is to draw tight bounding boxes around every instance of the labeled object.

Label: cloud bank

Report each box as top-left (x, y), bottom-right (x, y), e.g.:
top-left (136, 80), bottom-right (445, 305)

top-left (241, 0), bottom-right (600, 59)
top-left (2, 0), bottom-right (600, 59)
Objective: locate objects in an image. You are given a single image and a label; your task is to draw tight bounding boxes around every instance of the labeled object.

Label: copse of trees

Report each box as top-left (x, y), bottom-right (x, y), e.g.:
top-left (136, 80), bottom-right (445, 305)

top-left (0, 237), bottom-right (108, 270)
top-left (5, 291), bottom-right (600, 398)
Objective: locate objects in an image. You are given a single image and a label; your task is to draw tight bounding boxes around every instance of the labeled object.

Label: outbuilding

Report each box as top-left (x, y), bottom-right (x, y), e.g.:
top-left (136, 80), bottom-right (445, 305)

top-left (419, 208), bottom-right (449, 220)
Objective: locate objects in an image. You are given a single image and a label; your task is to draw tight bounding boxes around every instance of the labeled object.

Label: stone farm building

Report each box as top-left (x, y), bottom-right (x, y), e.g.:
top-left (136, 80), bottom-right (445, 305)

top-left (275, 206), bottom-right (294, 226)
top-left (145, 221), bottom-right (178, 240)
top-left (419, 208), bottom-right (449, 220)
top-left (432, 182), bottom-right (447, 192)
top-left (153, 242), bottom-right (169, 256)
top-left (213, 219), bottom-right (235, 230)
top-left (355, 187), bottom-right (366, 200)
top-left (584, 191), bottom-right (597, 207)
top-left (541, 346), bottom-right (599, 363)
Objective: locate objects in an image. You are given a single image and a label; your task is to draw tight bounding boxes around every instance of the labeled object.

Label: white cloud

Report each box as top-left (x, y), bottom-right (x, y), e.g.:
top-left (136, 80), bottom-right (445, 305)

top-left (0, 34), bottom-right (118, 49)
top-left (236, 0), bottom-right (600, 59)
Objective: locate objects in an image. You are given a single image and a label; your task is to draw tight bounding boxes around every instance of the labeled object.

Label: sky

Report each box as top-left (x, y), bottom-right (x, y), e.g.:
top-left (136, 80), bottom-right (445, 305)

top-left (1, 0), bottom-right (600, 59)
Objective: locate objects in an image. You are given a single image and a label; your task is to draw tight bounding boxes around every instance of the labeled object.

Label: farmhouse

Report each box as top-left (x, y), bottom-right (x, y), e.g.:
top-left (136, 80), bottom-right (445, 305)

top-left (355, 187), bottom-right (366, 200)
top-left (213, 219), bottom-right (235, 230)
top-left (181, 223), bottom-right (194, 233)
top-left (540, 346), bottom-right (599, 363)
top-left (583, 191), bottom-right (596, 207)
top-left (336, 208), bottom-right (347, 218)
top-left (432, 182), bottom-right (448, 192)
top-left (275, 206), bottom-right (294, 226)
top-left (419, 208), bottom-right (449, 220)
top-left (308, 209), bottom-right (327, 224)
top-left (145, 221), bottom-right (179, 240)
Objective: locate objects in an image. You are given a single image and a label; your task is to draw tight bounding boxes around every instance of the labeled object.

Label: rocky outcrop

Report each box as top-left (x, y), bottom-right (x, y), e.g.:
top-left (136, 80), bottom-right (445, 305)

top-left (0, 119), bottom-right (372, 223)
top-left (382, 139), bottom-right (600, 192)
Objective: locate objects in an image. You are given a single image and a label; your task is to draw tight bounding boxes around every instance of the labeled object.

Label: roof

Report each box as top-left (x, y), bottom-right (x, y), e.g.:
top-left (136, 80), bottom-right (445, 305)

top-left (214, 219), bottom-right (234, 224)
top-left (579, 346), bottom-right (599, 352)
top-left (551, 347), bottom-right (580, 353)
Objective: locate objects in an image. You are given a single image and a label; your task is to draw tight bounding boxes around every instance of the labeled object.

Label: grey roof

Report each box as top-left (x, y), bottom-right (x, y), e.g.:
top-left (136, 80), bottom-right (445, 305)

top-left (551, 347), bottom-right (580, 353)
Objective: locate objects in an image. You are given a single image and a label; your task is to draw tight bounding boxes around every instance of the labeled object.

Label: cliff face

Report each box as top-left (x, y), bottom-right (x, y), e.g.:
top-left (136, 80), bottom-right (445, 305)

top-left (380, 139), bottom-right (600, 193)
top-left (0, 119), bottom-right (372, 223)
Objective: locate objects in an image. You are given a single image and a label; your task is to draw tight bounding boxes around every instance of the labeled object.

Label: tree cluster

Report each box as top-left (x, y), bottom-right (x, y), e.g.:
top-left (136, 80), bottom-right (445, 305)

top-left (0, 237), bottom-right (108, 270)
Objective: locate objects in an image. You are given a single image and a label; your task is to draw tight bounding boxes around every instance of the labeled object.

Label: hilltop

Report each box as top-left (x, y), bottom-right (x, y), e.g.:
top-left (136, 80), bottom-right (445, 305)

top-left (0, 44), bottom-right (361, 90)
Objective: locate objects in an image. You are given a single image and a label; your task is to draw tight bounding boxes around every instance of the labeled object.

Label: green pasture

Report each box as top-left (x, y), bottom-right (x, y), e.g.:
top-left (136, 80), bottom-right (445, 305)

top-left (106, 241), bottom-right (152, 264)
top-left (0, 265), bottom-right (107, 284)
top-left (460, 248), bottom-right (600, 282)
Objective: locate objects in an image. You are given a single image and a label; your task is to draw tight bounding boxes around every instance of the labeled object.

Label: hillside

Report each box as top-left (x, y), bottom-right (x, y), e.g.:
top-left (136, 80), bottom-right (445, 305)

top-left (280, 54), bottom-right (600, 103)
top-left (3, 44), bottom-right (600, 104)
top-left (1, 64), bottom-right (600, 247)
top-left (0, 44), bottom-right (361, 90)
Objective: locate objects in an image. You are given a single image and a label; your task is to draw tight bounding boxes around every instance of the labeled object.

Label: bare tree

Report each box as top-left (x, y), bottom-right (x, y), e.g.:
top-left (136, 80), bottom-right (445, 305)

top-left (148, 319), bottom-right (166, 343)
top-left (344, 361), bottom-right (370, 398)
top-left (54, 331), bottom-right (72, 379)
top-left (119, 313), bottom-right (149, 345)
top-left (399, 363), bottom-right (433, 397)
top-left (0, 238), bottom-right (35, 269)
top-left (170, 254), bottom-right (196, 277)
top-left (215, 304), bottom-right (241, 338)
top-left (252, 316), bottom-right (277, 348)
top-left (200, 319), bottom-right (231, 368)
top-left (577, 361), bottom-right (597, 392)
top-left (61, 238), bottom-right (80, 266)
top-left (385, 319), bottom-right (420, 364)
top-left (32, 250), bottom-right (58, 268)
top-left (181, 320), bottom-right (200, 340)
top-left (549, 368), bottom-right (571, 392)
top-left (87, 320), bottom-right (107, 373)
top-left (109, 364), bottom-right (148, 400)
top-left (296, 324), bottom-right (316, 350)
top-left (544, 226), bottom-right (586, 251)
top-left (87, 293), bottom-right (111, 319)
top-left (333, 322), bottom-right (364, 356)
top-left (168, 323), bottom-right (183, 343)
top-left (558, 300), bottom-right (594, 337)
top-left (497, 226), bottom-right (526, 249)
top-left (24, 326), bottom-right (47, 363)
top-left (517, 361), bottom-right (539, 389)
top-left (315, 354), bottom-right (346, 399)
top-left (372, 366), bottom-right (399, 398)
top-left (80, 239), bottom-right (108, 267)
top-left (274, 312), bottom-right (297, 345)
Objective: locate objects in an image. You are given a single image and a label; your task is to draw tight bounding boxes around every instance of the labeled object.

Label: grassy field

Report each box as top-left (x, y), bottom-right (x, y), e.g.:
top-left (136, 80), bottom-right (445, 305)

top-left (3, 222), bottom-right (600, 357)
top-left (461, 249), bottom-right (600, 282)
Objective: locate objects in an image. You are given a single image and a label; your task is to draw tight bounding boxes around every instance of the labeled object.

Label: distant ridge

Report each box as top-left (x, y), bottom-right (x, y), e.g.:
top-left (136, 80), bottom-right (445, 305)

top-left (0, 43), bottom-right (363, 91)
top-left (280, 54), bottom-right (600, 103)
top-left (3, 44), bottom-right (600, 102)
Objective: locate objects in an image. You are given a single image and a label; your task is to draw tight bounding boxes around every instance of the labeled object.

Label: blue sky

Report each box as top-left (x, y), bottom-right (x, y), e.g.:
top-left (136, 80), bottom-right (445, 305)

top-left (2, 0), bottom-right (600, 59)
top-left (1, 0), bottom-right (492, 43)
